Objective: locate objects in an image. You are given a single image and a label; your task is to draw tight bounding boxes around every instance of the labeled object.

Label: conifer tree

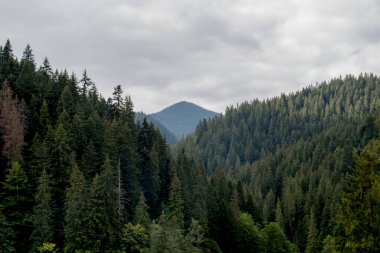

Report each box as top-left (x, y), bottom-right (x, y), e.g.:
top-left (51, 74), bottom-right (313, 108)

top-left (260, 222), bottom-right (296, 253)
top-left (64, 164), bottom-right (90, 252)
top-left (30, 169), bottom-right (53, 252)
top-left (89, 156), bottom-right (121, 251)
top-left (167, 171), bottom-right (184, 230)
top-left (0, 161), bottom-right (31, 252)
top-left (154, 171), bottom-right (186, 253)
top-left (16, 44), bottom-right (36, 102)
top-left (0, 211), bottom-right (15, 253)
top-left (80, 69), bottom-right (93, 97)
top-left (334, 139), bottom-right (380, 252)
top-left (134, 191), bottom-right (150, 228)
top-left (306, 211), bottom-right (319, 253)
top-left (185, 219), bottom-right (205, 253)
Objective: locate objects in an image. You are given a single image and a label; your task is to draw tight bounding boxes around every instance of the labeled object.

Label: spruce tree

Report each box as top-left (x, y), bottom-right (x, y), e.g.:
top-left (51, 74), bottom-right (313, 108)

top-left (30, 169), bottom-right (53, 252)
top-left (167, 171), bottom-right (184, 230)
top-left (306, 211), bottom-right (318, 253)
top-left (0, 161), bottom-right (31, 252)
top-left (89, 156), bottom-right (121, 251)
top-left (334, 139), bottom-right (380, 252)
top-left (64, 164), bottom-right (90, 252)
top-left (134, 191), bottom-right (150, 228)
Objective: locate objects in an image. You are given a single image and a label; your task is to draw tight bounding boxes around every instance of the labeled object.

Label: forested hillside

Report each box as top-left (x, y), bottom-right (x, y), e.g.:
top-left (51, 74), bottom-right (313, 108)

top-left (178, 74), bottom-right (380, 252)
top-left (179, 75), bottom-right (379, 173)
top-left (0, 39), bottom-right (379, 253)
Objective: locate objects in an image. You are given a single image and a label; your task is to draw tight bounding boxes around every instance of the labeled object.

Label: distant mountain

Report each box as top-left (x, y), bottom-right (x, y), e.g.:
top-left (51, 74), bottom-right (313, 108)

top-left (135, 112), bottom-right (178, 145)
top-left (149, 101), bottom-right (218, 140)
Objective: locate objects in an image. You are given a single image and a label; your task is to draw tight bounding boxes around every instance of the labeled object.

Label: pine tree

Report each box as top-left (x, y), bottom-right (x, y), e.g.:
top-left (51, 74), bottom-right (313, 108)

top-left (64, 164), bottom-right (91, 252)
top-left (185, 219), bottom-right (205, 253)
top-left (134, 192), bottom-right (150, 228)
top-left (80, 69), bottom-right (93, 97)
top-left (89, 156), bottom-right (122, 251)
top-left (306, 211), bottom-right (319, 253)
top-left (30, 169), bottom-right (53, 252)
top-left (0, 161), bottom-right (31, 252)
top-left (167, 171), bottom-right (184, 230)
top-left (236, 213), bottom-right (261, 253)
top-left (334, 139), bottom-right (380, 252)
top-left (260, 222), bottom-right (296, 253)
top-left (0, 211), bottom-right (15, 253)
top-left (275, 200), bottom-right (285, 231)
top-left (16, 44), bottom-right (36, 102)
top-left (122, 223), bottom-right (149, 253)
top-left (80, 139), bottom-right (99, 180)
top-left (154, 171), bottom-right (185, 253)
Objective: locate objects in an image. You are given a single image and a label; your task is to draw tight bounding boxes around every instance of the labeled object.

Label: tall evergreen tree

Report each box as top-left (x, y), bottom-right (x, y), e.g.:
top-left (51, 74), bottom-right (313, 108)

top-left (334, 139), bottom-right (380, 252)
top-left (0, 211), bottom-right (15, 253)
top-left (0, 161), bottom-right (31, 252)
top-left (64, 164), bottom-right (90, 252)
top-left (306, 211), bottom-right (319, 253)
top-left (89, 156), bottom-right (122, 251)
top-left (30, 169), bottom-right (53, 252)
top-left (134, 191), bottom-right (150, 228)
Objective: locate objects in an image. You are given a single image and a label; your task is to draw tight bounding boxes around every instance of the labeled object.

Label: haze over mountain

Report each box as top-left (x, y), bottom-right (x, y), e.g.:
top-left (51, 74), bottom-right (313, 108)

top-left (149, 101), bottom-right (218, 140)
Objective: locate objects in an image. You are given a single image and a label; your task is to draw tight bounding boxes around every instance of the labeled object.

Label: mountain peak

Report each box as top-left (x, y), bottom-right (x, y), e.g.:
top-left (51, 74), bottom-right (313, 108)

top-left (149, 101), bottom-right (218, 139)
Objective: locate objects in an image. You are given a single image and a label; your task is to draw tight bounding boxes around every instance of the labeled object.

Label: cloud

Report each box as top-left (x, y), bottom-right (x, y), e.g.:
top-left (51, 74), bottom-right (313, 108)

top-left (1, 0), bottom-right (379, 113)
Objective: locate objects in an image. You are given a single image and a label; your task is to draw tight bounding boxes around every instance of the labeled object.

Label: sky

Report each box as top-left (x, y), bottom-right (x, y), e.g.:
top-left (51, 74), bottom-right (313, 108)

top-left (1, 0), bottom-right (380, 113)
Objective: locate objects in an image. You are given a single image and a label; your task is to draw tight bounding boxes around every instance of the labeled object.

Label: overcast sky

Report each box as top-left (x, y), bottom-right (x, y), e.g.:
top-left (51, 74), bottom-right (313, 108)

top-left (1, 0), bottom-right (379, 113)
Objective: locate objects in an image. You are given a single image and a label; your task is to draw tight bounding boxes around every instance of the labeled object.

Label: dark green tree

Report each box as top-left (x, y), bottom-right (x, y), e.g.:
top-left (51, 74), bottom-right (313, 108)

top-left (0, 161), bottom-right (31, 252)
top-left (306, 211), bottom-right (319, 253)
top-left (30, 169), bottom-right (53, 252)
top-left (134, 192), bottom-right (150, 228)
top-left (89, 156), bottom-right (122, 251)
top-left (64, 164), bottom-right (91, 252)
top-left (0, 212), bottom-right (15, 253)
top-left (334, 139), bottom-right (380, 252)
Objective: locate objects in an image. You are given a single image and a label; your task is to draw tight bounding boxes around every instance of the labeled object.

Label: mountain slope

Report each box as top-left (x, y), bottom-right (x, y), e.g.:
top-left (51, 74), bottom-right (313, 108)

top-left (178, 74), bottom-right (380, 173)
top-left (149, 101), bottom-right (218, 139)
top-left (176, 73), bottom-right (380, 251)
top-left (135, 112), bottom-right (178, 144)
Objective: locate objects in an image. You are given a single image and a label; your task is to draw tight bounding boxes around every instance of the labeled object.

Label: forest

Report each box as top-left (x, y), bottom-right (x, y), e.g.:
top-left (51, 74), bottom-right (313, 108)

top-left (0, 39), bottom-right (379, 253)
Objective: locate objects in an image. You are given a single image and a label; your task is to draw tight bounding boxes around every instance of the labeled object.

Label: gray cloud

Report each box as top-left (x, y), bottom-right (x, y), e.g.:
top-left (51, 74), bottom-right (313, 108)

top-left (1, 0), bottom-right (379, 113)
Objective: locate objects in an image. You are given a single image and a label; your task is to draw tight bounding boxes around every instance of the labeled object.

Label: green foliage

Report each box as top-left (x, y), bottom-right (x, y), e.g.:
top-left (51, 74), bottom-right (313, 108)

top-left (122, 223), bottom-right (149, 253)
top-left (30, 169), bottom-right (53, 252)
top-left (37, 242), bottom-right (58, 253)
top-left (134, 192), bottom-right (150, 228)
top-left (260, 222), bottom-right (297, 253)
top-left (0, 161), bottom-right (31, 251)
top-left (305, 211), bottom-right (318, 253)
top-left (64, 164), bottom-right (91, 252)
top-left (236, 213), bottom-right (261, 253)
top-left (1, 40), bottom-right (379, 253)
top-left (88, 157), bottom-right (122, 251)
top-left (180, 74), bottom-right (380, 173)
top-left (321, 235), bottom-right (336, 253)
top-left (166, 171), bottom-right (184, 229)
top-left (0, 212), bottom-right (15, 253)
top-left (185, 219), bottom-right (205, 252)
top-left (334, 139), bottom-right (380, 252)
